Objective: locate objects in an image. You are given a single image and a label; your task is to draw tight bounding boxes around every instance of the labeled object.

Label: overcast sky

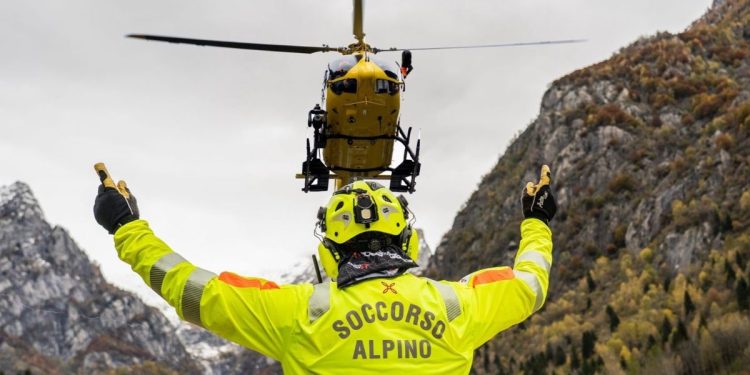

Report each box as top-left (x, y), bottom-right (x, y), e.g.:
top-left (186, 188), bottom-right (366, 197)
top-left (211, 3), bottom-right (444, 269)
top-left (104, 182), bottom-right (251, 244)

top-left (1, 0), bottom-right (712, 310)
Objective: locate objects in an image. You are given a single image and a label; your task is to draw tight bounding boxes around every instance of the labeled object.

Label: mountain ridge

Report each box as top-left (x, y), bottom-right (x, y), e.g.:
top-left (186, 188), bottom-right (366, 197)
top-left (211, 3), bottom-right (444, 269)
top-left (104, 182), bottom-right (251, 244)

top-left (0, 181), bottom-right (283, 374)
top-left (0, 181), bottom-right (201, 374)
top-left (427, 0), bottom-right (750, 373)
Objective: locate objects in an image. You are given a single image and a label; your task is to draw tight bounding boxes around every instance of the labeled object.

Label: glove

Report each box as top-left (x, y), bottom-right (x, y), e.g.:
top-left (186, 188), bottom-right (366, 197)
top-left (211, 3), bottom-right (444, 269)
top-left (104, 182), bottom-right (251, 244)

top-left (93, 164), bottom-right (139, 234)
top-left (522, 165), bottom-right (557, 224)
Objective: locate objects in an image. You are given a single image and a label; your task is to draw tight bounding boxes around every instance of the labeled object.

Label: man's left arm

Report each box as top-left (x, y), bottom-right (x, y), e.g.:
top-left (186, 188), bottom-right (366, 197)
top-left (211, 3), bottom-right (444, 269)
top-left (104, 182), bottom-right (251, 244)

top-left (93, 166), bottom-right (304, 360)
top-left (114, 219), bottom-right (305, 360)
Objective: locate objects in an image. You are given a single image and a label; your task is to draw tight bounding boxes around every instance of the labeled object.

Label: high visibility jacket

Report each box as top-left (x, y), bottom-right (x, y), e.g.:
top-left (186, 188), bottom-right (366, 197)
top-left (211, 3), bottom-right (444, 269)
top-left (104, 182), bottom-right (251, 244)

top-left (114, 218), bottom-right (552, 374)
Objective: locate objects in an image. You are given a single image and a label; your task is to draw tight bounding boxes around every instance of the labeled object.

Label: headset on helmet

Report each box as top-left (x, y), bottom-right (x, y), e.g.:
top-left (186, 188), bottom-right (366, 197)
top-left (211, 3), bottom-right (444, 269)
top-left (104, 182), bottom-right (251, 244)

top-left (316, 181), bottom-right (419, 279)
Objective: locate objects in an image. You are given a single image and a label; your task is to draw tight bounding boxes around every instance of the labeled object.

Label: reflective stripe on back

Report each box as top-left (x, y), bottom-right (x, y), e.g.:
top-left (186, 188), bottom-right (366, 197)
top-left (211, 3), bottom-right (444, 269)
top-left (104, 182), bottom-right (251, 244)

top-left (149, 252), bottom-right (187, 297)
top-left (182, 268), bottom-right (217, 327)
top-left (308, 281), bottom-right (331, 323)
top-left (428, 279), bottom-right (462, 322)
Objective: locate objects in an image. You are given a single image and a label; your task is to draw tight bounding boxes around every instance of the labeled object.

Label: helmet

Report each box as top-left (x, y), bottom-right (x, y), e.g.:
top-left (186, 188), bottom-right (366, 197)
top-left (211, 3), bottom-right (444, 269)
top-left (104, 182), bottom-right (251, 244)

top-left (316, 181), bottom-right (419, 279)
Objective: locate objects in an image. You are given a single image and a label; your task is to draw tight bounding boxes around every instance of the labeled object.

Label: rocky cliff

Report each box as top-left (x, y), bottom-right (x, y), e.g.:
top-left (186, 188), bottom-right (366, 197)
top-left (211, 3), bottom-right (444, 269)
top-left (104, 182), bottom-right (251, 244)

top-left (0, 182), bottom-right (199, 373)
top-left (0, 182), bottom-right (282, 374)
top-left (427, 0), bottom-right (750, 373)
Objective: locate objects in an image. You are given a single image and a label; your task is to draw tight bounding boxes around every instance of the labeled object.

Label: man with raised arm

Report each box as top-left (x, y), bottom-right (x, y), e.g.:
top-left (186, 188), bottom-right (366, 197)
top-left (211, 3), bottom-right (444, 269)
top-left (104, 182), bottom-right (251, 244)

top-left (93, 164), bottom-right (556, 374)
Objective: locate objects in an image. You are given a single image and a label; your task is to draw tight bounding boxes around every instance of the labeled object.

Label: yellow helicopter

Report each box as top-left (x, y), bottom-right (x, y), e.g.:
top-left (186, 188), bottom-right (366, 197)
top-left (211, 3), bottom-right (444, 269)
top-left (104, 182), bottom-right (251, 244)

top-left (128, 0), bottom-right (583, 193)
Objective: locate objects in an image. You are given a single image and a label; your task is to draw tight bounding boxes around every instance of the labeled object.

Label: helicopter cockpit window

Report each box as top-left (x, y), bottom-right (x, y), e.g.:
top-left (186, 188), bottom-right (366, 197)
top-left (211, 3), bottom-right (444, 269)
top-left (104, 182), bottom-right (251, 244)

top-left (375, 79), bottom-right (399, 95)
top-left (371, 58), bottom-right (400, 80)
top-left (331, 79), bottom-right (358, 95)
top-left (328, 56), bottom-right (359, 80)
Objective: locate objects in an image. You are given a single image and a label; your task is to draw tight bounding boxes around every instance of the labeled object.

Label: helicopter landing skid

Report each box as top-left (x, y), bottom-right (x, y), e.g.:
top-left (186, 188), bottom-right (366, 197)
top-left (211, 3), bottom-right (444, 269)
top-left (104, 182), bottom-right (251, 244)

top-left (299, 123), bottom-right (421, 193)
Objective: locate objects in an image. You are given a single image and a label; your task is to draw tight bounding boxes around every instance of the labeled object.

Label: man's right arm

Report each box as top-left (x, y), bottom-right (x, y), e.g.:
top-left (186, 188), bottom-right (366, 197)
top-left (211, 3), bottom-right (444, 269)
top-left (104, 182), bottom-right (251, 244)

top-left (456, 218), bottom-right (552, 348)
top-left (456, 165), bottom-right (556, 348)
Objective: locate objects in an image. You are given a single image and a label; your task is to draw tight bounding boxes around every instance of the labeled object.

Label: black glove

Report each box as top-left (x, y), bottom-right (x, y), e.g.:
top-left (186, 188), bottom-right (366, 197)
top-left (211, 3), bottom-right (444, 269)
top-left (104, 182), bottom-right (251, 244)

top-left (94, 180), bottom-right (139, 234)
top-left (522, 165), bottom-right (557, 224)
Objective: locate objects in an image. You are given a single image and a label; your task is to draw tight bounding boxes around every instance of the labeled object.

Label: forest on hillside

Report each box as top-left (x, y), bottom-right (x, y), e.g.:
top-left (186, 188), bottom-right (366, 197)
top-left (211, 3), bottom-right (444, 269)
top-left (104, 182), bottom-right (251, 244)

top-left (426, 1), bottom-right (750, 373)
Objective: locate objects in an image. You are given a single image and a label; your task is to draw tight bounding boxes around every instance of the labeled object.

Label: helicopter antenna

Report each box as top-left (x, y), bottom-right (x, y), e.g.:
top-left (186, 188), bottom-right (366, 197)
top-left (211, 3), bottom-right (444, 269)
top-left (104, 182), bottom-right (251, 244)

top-left (353, 0), bottom-right (365, 44)
top-left (321, 70), bottom-right (328, 106)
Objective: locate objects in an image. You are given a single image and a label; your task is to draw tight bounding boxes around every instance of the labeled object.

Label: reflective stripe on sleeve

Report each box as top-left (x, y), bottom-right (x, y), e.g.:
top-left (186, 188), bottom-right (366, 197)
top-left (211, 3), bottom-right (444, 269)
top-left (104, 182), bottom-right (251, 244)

top-left (308, 281), bottom-right (331, 323)
top-left (513, 270), bottom-right (544, 311)
top-left (428, 279), bottom-right (462, 322)
top-left (182, 268), bottom-right (217, 327)
top-left (149, 252), bottom-right (187, 297)
top-left (515, 250), bottom-right (551, 273)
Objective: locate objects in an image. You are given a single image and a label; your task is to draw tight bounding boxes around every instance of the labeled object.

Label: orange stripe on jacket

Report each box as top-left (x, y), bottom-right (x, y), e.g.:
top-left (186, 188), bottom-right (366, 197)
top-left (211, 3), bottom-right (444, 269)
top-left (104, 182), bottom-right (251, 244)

top-left (471, 267), bottom-right (515, 287)
top-left (219, 272), bottom-right (280, 289)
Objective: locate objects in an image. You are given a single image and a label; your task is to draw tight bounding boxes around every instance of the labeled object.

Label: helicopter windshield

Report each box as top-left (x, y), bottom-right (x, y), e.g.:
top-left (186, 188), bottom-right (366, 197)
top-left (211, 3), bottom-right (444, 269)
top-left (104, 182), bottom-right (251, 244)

top-left (375, 79), bottom-right (399, 95)
top-left (328, 56), bottom-right (360, 80)
top-left (371, 57), bottom-right (400, 80)
top-left (331, 78), bottom-right (357, 95)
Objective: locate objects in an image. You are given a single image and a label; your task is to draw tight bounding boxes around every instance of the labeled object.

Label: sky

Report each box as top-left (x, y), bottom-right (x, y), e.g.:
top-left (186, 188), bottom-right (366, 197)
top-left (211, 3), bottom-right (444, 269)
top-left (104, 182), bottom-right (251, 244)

top-left (1, 0), bottom-right (712, 310)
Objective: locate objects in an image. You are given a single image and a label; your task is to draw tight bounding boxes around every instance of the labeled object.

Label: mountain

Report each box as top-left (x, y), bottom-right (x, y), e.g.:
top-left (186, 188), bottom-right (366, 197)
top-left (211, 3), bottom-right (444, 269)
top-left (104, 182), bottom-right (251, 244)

top-left (427, 0), bottom-right (750, 373)
top-left (0, 182), bottom-right (203, 374)
top-left (0, 182), bottom-right (282, 374)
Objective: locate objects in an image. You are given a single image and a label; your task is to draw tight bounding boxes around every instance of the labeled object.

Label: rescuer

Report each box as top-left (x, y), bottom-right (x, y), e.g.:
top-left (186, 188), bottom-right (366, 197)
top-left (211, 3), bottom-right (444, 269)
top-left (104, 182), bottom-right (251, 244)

top-left (93, 165), bottom-right (556, 374)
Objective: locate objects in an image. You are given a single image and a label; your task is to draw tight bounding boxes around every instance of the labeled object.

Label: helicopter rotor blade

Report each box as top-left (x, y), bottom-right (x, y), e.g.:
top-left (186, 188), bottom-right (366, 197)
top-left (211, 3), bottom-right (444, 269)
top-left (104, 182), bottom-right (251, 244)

top-left (373, 39), bottom-right (586, 53)
top-left (127, 34), bottom-right (341, 54)
top-left (353, 0), bottom-right (365, 43)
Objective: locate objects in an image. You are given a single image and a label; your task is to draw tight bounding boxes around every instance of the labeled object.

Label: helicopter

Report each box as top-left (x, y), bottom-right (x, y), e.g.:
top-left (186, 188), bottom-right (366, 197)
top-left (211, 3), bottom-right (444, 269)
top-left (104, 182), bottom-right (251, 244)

top-left (128, 0), bottom-right (583, 193)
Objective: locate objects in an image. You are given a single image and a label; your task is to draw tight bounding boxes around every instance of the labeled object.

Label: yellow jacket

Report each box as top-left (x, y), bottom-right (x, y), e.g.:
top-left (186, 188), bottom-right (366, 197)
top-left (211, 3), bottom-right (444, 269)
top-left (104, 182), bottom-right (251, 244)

top-left (114, 218), bottom-right (552, 374)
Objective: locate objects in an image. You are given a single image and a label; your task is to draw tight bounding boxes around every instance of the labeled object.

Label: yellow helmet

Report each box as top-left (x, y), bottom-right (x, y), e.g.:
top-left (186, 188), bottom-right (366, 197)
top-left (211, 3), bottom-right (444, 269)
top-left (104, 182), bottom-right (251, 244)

top-left (316, 181), bottom-right (419, 279)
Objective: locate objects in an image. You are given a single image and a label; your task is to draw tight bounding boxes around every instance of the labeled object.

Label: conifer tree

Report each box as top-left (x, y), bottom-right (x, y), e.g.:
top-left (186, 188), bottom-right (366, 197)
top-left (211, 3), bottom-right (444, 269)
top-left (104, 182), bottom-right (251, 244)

top-left (671, 319), bottom-right (688, 348)
top-left (725, 259), bottom-right (736, 287)
top-left (545, 343), bottom-right (554, 362)
top-left (554, 346), bottom-right (566, 366)
top-left (738, 277), bottom-right (749, 311)
top-left (586, 272), bottom-right (596, 292)
top-left (663, 277), bottom-right (671, 291)
top-left (684, 290), bottom-right (695, 315)
top-left (606, 305), bottom-right (621, 331)
top-left (494, 355), bottom-right (504, 375)
top-left (582, 331), bottom-right (597, 359)
top-left (581, 360), bottom-right (594, 375)
top-left (571, 347), bottom-right (580, 370)
top-left (661, 317), bottom-right (673, 343)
